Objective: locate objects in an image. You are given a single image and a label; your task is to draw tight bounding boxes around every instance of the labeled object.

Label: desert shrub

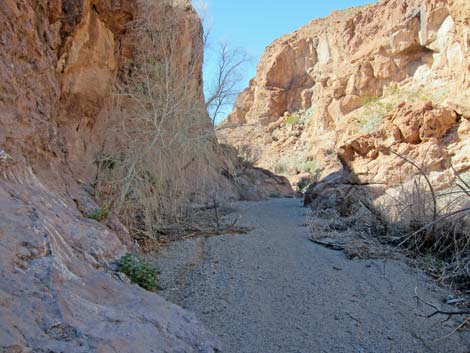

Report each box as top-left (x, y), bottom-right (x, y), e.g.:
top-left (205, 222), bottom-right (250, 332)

top-left (297, 172), bottom-right (321, 194)
top-left (384, 82), bottom-right (401, 95)
top-left (306, 151), bottom-right (470, 290)
top-left (408, 87), bottom-right (431, 102)
top-left (87, 203), bottom-right (110, 221)
top-left (94, 153), bottom-right (117, 170)
top-left (273, 156), bottom-right (322, 176)
top-left (374, 153), bottom-right (470, 289)
top-left (356, 98), bottom-right (395, 133)
top-left (299, 160), bottom-right (320, 174)
top-left (273, 159), bottom-right (289, 175)
top-left (237, 144), bottom-right (261, 169)
top-left (284, 115), bottom-right (300, 125)
top-left (359, 113), bottom-right (382, 133)
top-left (116, 253), bottom-right (161, 291)
top-left (95, 0), bottom-right (222, 250)
top-left (378, 164), bottom-right (470, 289)
top-left (360, 92), bottom-right (378, 106)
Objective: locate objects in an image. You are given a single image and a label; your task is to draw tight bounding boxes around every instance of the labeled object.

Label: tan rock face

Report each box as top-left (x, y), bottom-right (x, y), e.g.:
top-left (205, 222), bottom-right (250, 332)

top-left (0, 1), bottom-right (221, 352)
top-left (58, 3), bottom-right (119, 117)
top-left (219, 0), bottom-right (470, 191)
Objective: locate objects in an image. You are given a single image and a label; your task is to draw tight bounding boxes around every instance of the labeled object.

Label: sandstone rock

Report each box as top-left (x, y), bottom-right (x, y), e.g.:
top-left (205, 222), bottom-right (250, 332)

top-left (0, 1), bottom-right (221, 352)
top-left (421, 107), bottom-right (457, 141)
top-left (219, 144), bottom-right (294, 200)
top-left (219, 0), bottom-right (470, 193)
top-left (340, 94), bottom-right (362, 115)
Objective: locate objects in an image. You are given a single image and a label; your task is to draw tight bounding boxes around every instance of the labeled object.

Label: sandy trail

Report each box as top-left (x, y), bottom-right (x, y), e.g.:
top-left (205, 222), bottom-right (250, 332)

top-left (154, 198), bottom-right (470, 353)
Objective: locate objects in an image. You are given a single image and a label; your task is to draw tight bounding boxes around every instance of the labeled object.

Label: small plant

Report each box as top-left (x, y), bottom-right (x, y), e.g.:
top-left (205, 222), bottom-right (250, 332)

top-left (237, 144), bottom-right (261, 169)
top-left (142, 170), bottom-right (158, 185)
top-left (116, 253), bottom-right (161, 291)
top-left (360, 93), bottom-right (378, 106)
top-left (94, 154), bottom-right (118, 170)
top-left (385, 82), bottom-right (400, 95)
top-left (359, 114), bottom-right (382, 133)
top-left (273, 159), bottom-right (289, 175)
top-left (269, 192), bottom-right (281, 198)
top-left (297, 175), bottom-right (317, 194)
top-left (385, 102), bottom-right (394, 112)
top-left (409, 88), bottom-right (431, 102)
top-left (284, 115), bottom-right (300, 125)
top-left (299, 160), bottom-right (319, 174)
top-left (87, 203), bottom-right (110, 221)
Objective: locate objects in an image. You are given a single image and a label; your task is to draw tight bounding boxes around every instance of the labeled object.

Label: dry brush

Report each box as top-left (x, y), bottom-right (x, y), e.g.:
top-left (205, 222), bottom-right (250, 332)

top-left (95, 0), bottom-right (223, 250)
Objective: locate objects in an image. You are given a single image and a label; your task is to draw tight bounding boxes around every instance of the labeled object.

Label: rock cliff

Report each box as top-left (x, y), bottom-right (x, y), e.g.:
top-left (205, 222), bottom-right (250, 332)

top-left (0, 1), bottom-right (221, 352)
top-left (218, 0), bottom-right (470, 190)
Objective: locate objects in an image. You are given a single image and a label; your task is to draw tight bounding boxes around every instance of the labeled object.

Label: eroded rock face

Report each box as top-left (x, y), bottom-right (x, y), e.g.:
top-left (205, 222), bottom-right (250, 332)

top-left (0, 165), bottom-right (221, 353)
top-left (0, 1), bottom-right (220, 352)
top-left (218, 0), bottom-right (470, 191)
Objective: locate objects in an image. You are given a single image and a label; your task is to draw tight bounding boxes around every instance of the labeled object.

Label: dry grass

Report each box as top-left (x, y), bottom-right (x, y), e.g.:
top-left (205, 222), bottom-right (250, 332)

top-left (308, 209), bottom-right (392, 259)
top-left (307, 188), bottom-right (391, 259)
top-left (306, 153), bottom-right (470, 291)
top-left (95, 0), bottom-right (224, 250)
top-left (379, 167), bottom-right (470, 291)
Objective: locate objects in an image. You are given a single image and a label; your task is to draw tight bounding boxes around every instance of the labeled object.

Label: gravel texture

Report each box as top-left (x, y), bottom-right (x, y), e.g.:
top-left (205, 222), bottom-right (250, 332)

top-left (154, 198), bottom-right (470, 353)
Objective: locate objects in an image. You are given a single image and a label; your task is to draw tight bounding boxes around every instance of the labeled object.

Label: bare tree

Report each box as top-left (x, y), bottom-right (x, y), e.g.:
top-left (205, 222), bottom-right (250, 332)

top-left (194, 1), bottom-right (250, 125)
top-left (96, 0), bottom-right (221, 250)
top-left (205, 42), bottom-right (250, 125)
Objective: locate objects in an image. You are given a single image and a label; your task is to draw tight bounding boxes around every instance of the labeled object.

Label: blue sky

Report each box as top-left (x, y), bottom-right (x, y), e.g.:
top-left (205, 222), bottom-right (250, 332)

top-left (199, 0), bottom-right (375, 122)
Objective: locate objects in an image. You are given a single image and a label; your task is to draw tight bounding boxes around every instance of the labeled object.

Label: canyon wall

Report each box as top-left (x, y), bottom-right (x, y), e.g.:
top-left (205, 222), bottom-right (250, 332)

top-left (218, 0), bottom-right (470, 190)
top-left (0, 1), bottom-right (221, 352)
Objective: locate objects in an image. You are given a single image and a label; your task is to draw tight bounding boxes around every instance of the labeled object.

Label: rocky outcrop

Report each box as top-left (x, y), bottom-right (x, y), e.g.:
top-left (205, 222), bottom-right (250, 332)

top-left (218, 0), bottom-right (470, 191)
top-left (220, 145), bottom-right (294, 200)
top-left (0, 1), bottom-right (221, 352)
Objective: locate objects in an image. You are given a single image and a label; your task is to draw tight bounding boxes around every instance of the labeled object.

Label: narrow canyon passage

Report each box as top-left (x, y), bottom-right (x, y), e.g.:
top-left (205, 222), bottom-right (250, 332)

top-left (154, 198), bottom-right (469, 353)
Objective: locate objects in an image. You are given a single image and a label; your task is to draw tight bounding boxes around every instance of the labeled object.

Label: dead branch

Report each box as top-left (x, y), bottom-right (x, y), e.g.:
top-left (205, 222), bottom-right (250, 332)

top-left (451, 164), bottom-right (470, 199)
top-left (398, 207), bottom-right (470, 247)
top-left (414, 287), bottom-right (470, 318)
top-left (388, 149), bottom-right (437, 225)
top-left (205, 42), bottom-right (250, 125)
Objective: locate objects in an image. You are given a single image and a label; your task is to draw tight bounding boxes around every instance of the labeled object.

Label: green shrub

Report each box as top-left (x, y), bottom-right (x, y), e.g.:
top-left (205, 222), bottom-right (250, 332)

top-left (116, 253), bottom-right (161, 291)
top-left (299, 160), bottom-right (319, 173)
top-left (94, 154), bottom-right (118, 170)
top-left (284, 115), bottom-right (300, 125)
top-left (385, 82), bottom-right (400, 95)
top-left (87, 203), bottom-right (110, 221)
top-left (360, 93), bottom-right (378, 106)
top-left (408, 88), bottom-right (431, 102)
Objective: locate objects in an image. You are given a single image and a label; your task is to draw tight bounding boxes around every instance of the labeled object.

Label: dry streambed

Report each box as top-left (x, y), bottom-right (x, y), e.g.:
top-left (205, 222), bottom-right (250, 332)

top-left (153, 198), bottom-right (470, 353)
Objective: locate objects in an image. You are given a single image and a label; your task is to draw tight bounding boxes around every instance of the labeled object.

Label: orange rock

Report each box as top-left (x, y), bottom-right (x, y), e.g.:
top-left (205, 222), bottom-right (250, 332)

top-left (220, 0), bottom-right (470, 191)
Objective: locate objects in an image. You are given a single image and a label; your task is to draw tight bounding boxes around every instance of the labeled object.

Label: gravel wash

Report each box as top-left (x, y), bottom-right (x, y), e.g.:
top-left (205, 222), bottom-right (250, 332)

top-left (154, 198), bottom-right (470, 353)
